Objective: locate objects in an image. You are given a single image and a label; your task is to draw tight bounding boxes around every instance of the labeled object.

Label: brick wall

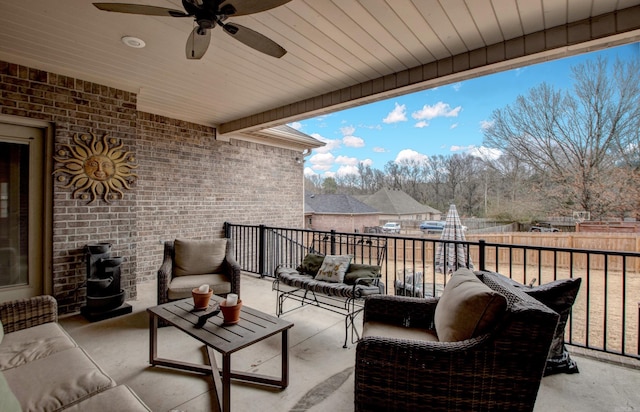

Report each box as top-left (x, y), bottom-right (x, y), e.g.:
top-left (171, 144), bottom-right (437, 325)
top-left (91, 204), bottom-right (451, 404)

top-left (1, 61), bottom-right (304, 313)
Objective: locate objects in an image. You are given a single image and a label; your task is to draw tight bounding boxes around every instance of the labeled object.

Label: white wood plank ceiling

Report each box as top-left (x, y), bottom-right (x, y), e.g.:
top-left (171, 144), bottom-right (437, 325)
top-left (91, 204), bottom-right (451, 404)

top-left (0, 0), bottom-right (639, 137)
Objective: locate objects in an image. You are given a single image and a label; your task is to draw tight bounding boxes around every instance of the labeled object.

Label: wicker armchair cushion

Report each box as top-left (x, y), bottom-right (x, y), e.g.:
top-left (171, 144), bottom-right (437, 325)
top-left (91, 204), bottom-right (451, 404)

top-left (363, 320), bottom-right (438, 342)
top-left (315, 255), bottom-right (352, 283)
top-left (344, 264), bottom-right (381, 286)
top-left (296, 253), bottom-right (325, 277)
top-left (434, 268), bottom-right (507, 342)
top-left (174, 238), bottom-right (227, 277)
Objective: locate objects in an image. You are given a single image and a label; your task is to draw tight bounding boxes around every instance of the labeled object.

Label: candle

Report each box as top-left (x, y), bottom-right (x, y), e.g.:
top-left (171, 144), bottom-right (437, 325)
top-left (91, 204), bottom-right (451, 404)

top-left (198, 284), bottom-right (209, 293)
top-left (226, 293), bottom-right (238, 306)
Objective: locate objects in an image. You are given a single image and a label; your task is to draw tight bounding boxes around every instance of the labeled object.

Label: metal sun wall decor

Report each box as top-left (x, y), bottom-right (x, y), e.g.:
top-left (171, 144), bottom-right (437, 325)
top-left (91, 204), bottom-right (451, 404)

top-left (54, 133), bottom-right (138, 204)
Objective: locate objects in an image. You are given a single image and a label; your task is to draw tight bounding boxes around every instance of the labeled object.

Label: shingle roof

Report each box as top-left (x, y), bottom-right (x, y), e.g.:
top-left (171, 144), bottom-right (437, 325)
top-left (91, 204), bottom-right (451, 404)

top-left (359, 188), bottom-right (441, 215)
top-left (305, 193), bottom-right (378, 214)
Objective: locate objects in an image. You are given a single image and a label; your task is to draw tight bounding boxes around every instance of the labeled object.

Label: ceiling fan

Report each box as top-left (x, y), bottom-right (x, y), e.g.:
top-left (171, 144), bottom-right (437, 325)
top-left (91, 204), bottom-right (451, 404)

top-left (93, 0), bottom-right (291, 59)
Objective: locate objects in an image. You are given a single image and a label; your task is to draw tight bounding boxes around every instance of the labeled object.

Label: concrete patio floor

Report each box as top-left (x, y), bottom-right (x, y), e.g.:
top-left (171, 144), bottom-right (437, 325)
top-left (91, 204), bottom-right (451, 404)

top-left (59, 274), bottom-right (640, 412)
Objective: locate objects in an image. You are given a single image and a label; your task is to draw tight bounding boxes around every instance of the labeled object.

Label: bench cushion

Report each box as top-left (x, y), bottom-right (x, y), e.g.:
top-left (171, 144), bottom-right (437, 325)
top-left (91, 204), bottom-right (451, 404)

top-left (63, 385), bottom-right (151, 412)
top-left (277, 267), bottom-right (382, 298)
top-left (0, 322), bottom-right (77, 371)
top-left (4, 347), bottom-right (116, 411)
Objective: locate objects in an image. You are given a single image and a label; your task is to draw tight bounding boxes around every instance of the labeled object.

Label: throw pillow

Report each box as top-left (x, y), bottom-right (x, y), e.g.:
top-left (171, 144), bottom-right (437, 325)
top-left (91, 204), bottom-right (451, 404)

top-left (296, 253), bottom-right (325, 277)
top-left (522, 278), bottom-right (582, 376)
top-left (344, 264), bottom-right (381, 286)
top-left (174, 238), bottom-right (227, 277)
top-left (315, 255), bottom-right (352, 283)
top-left (434, 268), bottom-right (507, 342)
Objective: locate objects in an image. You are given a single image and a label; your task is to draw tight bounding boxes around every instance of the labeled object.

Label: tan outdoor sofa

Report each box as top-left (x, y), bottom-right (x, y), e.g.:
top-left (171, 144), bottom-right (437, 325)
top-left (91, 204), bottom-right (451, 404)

top-left (0, 295), bottom-right (150, 412)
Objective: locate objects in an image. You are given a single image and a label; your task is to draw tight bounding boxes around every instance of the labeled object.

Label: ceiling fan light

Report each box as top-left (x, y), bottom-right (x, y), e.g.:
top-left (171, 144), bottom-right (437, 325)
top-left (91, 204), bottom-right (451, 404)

top-left (121, 36), bottom-right (146, 48)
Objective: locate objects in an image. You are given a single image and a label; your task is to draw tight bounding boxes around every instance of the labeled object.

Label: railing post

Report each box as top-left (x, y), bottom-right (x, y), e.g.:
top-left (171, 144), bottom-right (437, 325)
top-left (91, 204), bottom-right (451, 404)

top-left (223, 221), bottom-right (231, 238)
top-left (330, 229), bottom-right (336, 255)
top-left (479, 239), bottom-right (486, 271)
top-left (258, 225), bottom-right (266, 276)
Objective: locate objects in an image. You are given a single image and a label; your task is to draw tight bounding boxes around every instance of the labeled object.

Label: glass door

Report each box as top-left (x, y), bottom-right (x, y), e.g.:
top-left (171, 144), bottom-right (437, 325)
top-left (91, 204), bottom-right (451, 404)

top-left (0, 123), bottom-right (44, 300)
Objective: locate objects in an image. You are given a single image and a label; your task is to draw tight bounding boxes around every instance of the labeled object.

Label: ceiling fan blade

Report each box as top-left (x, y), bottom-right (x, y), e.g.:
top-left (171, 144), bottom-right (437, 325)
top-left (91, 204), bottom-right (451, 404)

top-left (186, 27), bottom-right (211, 59)
top-left (93, 3), bottom-right (189, 17)
top-left (223, 23), bottom-right (286, 58)
top-left (219, 0), bottom-right (291, 17)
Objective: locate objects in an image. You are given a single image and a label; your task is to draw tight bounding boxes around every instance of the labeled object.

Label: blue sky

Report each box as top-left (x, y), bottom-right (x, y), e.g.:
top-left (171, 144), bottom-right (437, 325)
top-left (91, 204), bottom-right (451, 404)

top-left (290, 42), bottom-right (639, 178)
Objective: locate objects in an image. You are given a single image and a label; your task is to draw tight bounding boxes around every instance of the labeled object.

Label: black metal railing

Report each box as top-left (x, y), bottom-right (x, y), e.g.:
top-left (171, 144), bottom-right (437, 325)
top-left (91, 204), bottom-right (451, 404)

top-left (224, 222), bottom-right (640, 360)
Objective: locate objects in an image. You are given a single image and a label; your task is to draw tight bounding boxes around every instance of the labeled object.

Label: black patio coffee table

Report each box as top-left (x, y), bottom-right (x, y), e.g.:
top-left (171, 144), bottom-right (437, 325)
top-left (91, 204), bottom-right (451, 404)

top-left (148, 296), bottom-right (294, 412)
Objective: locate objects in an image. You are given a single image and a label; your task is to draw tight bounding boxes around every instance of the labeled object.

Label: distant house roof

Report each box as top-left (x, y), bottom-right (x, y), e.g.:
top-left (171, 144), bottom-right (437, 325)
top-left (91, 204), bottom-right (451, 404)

top-left (305, 193), bottom-right (378, 214)
top-left (358, 188), bottom-right (441, 215)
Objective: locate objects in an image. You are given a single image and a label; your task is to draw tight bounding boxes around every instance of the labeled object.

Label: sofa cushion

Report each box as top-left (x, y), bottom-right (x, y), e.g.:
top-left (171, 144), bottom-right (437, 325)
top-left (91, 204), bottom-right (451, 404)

top-left (296, 253), bottom-right (325, 277)
top-left (0, 322), bottom-right (77, 371)
top-left (434, 268), bottom-right (507, 342)
top-left (0, 369), bottom-right (21, 412)
top-left (315, 255), bottom-right (352, 283)
top-left (363, 321), bottom-right (438, 342)
top-left (174, 238), bottom-right (227, 277)
top-left (168, 274), bottom-right (231, 300)
top-left (344, 264), bottom-right (381, 286)
top-left (63, 385), bottom-right (151, 412)
top-left (3, 347), bottom-right (116, 411)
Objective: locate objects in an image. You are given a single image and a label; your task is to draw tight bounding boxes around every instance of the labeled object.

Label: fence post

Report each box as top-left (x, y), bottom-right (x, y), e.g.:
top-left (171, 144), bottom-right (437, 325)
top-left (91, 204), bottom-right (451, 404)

top-left (223, 221), bottom-right (231, 238)
top-left (330, 229), bottom-right (336, 255)
top-left (479, 239), bottom-right (486, 271)
top-left (258, 225), bottom-right (266, 276)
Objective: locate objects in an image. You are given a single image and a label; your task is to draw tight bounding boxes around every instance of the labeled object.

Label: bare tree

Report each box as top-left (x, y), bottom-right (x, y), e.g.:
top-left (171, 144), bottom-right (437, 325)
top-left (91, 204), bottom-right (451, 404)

top-left (484, 56), bottom-right (640, 218)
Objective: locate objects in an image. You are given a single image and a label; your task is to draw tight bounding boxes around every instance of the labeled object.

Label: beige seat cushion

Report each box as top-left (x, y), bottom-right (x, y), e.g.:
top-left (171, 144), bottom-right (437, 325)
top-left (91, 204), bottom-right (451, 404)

top-left (363, 321), bottom-right (438, 342)
top-left (63, 385), bottom-right (151, 412)
top-left (168, 274), bottom-right (231, 300)
top-left (174, 238), bottom-right (227, 277)
top-left (434, 268), bottom-right (507, 342)
top-left (0, 322), bottom-right (77, 370)
top-left (3, 347), bottom-right (116, 411)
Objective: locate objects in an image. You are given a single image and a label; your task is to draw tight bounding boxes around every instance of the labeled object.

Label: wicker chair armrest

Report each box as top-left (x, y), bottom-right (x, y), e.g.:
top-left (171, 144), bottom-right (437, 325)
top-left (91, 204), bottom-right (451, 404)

top-left (363, 295), bottom-right (438, 329)
top-left (0, 295), bottom-right (58, 333)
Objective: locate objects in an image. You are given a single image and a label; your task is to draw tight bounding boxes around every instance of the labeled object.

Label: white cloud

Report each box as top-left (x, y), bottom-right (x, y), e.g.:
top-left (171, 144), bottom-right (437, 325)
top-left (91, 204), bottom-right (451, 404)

top-left (340, 125), bottom-right (356, 136)
top-left (311, 133), bottom-right (341, 154)
top-left (323, 171), bottom-right (336, 178)
top-left (360, 158), bottom-right (373, 167)
top-left (335, 155), bottom-right (358, 166)
top-left (309, 152), bottom-right (335, 171)
top-left (452, 82), bottom-right (462, 91)
top-left (288, 121), bottom-right (303, 130)
top-left (395, 149), bottom-right (428, 163)
top-left (412, 102), bottom-right (462, 121)
top-left (415, 120), bottom-right (429, 128)
top-left (343, 135), bottom-right (365, 147)
top-left (469, 146), bottom-right (502, 160)
top-left (450, 123), bottom-right (458, 129)
top-left (373, 146), bottom-right (387, 153)
top-left (359, 123), bottom-right (382, 130)
top-left (336, 165), bottom-right (360, 176)
top-left (383, 103), bottom-right (407, 124)
top-left (450, 145), bottom-right (503, 161)
top-left (480, 120), bottom-right (494, 130)
top-left (303, 167), bottom-right (317, 177)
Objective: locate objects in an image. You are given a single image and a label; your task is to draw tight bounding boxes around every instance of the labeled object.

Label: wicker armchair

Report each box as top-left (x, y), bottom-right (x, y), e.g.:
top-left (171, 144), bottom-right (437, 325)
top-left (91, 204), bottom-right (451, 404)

top-left (355, 271), bottom-right (559, 412)
top-left (157, 239), bottom-right (241, 305)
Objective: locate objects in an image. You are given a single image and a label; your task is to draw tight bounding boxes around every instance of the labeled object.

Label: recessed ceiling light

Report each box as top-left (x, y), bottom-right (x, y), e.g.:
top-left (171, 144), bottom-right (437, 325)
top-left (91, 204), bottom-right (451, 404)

top-left (121, 36), bottom-right (145, 48)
